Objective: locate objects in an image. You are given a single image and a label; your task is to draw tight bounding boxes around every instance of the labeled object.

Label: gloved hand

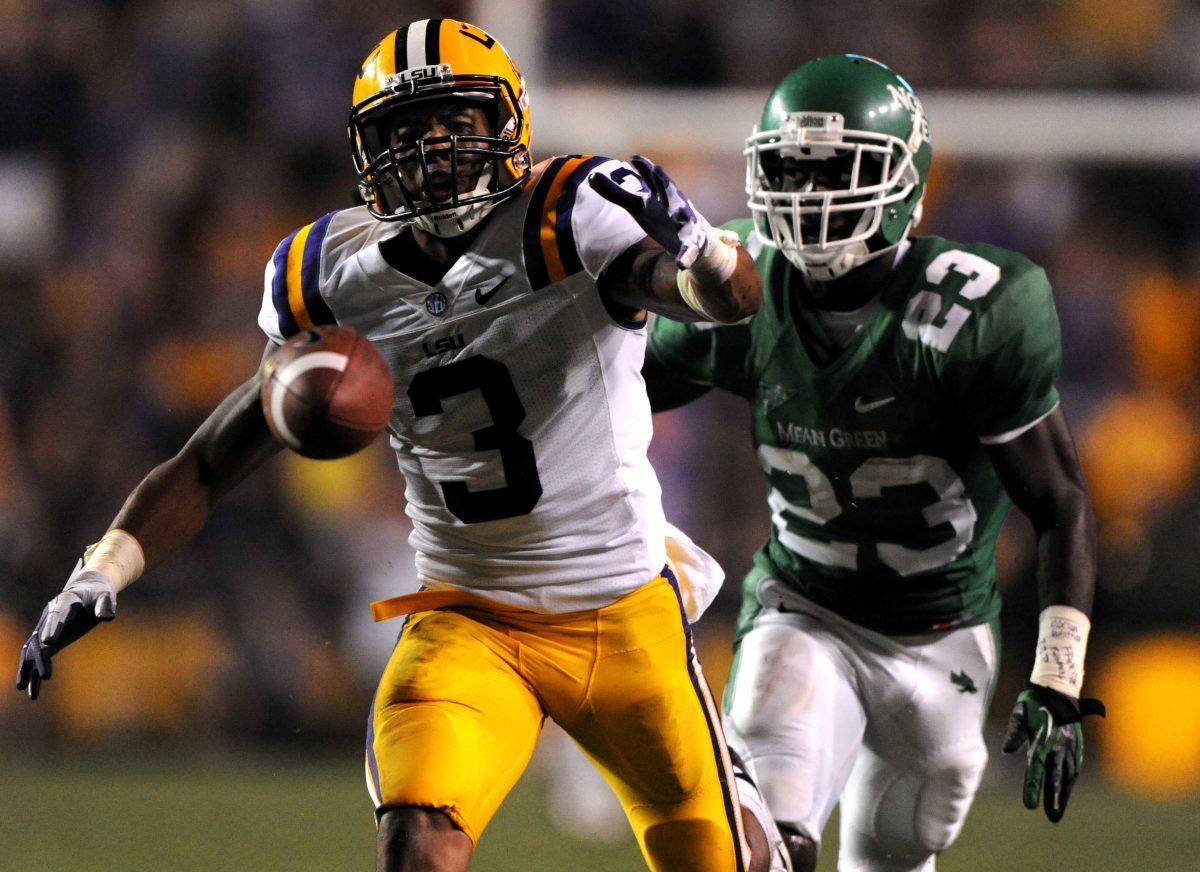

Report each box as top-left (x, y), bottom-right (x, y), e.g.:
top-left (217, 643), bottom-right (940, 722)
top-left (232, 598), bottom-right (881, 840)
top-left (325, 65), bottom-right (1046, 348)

top-left (588, 155), bottom-right (717, 270)
top-left (1001, 682), bottom-right (1106, 822)
top-left (16, 559), bottom-right (117, 699)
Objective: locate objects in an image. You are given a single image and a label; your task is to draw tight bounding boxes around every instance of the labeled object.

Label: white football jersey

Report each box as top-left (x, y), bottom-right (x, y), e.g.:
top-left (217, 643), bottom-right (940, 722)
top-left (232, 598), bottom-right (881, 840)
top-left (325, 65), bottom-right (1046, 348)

top-left (258, 156), bottom-right (669, 612)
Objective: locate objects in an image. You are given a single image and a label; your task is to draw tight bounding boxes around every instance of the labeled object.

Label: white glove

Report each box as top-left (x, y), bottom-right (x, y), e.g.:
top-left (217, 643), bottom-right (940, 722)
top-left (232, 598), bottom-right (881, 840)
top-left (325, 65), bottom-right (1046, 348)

top-left (17, 558), bottom-right (119, 700)
top-left (39, 560), bottom-right (118, 645)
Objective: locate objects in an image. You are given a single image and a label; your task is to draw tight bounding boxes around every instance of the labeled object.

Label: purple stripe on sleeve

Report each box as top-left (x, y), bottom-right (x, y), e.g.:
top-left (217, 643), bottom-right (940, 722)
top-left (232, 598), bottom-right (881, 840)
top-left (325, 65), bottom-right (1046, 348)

top-left (271, 228), bottom-right (300, 338)
top-left (521, 157), bottom-right (567, 291)
top-left (553, 155), bottom-right (607, 277)
top-left (300, 211), bottom-right (338, 326)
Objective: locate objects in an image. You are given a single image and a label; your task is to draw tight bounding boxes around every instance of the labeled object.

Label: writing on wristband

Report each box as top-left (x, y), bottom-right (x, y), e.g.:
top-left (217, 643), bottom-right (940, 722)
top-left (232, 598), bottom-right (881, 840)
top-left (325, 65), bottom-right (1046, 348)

top-left (1030, 604), bottom-right (1090, 697)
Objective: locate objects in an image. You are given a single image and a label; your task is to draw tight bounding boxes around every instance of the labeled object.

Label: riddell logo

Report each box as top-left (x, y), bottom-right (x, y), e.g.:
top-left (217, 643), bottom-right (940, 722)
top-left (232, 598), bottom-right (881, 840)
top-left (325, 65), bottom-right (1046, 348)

top-left (784, 112), bottom-right (843, 135)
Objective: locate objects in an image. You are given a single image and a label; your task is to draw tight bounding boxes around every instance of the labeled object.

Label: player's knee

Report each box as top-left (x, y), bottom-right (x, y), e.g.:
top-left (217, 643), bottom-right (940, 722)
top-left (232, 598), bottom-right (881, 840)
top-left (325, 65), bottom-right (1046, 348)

top-left (727, 625), bottom-right (835, 744)
top-left (844, 747), bottom-right (985, 866)
top-left (912, 747), bottom-right (987, 853)
top-left (642, 817), bottom-right (739, 871)
top-left (778, 823), bottom-right (818, 872)
top-left (376, 805), bottom-right (472, 872)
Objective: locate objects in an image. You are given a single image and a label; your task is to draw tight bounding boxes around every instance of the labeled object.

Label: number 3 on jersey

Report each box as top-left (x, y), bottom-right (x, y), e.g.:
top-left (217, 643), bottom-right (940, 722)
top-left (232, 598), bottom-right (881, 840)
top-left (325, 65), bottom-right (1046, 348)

top-left (408, 355), bottom-right (544, 523)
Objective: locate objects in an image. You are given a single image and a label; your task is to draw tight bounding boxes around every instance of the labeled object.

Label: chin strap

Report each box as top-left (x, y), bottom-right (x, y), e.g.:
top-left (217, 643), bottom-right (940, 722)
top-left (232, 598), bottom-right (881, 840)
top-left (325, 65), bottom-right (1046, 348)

top-left (775, 203), bottom-right (876, 281)
top-left (801, 240), bottom-right (870, 281)
top-left (799, 238), bottom-right (905, 282)
top-left (412, 166), bottom-right (498, 237)
top-left (777, 193), bottom-right (921, 281)
top-left (414, 199), bottom-right (498, 237)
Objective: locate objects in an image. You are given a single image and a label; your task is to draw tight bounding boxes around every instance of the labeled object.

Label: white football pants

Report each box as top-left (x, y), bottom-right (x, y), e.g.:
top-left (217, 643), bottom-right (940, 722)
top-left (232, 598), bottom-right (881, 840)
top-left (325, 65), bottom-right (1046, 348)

top-left (724, 579), bottom-right (998, 872)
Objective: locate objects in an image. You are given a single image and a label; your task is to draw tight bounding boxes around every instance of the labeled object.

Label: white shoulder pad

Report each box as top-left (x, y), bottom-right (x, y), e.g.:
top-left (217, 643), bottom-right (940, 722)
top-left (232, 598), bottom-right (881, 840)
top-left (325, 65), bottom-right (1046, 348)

top-left (256, 207), bottom-right (377, 342)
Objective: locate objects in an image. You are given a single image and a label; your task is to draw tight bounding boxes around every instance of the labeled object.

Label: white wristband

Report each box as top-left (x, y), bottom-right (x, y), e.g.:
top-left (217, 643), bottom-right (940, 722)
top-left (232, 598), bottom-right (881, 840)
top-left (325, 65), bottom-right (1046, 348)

top-left (676, 228), bottom-right (741, 321)
top-left (1030, 605), bottom-right (1091, 698)
top-left (83, 529), bottom-right (146, 593)
top-left (687, 227), bottom-right (740, 285)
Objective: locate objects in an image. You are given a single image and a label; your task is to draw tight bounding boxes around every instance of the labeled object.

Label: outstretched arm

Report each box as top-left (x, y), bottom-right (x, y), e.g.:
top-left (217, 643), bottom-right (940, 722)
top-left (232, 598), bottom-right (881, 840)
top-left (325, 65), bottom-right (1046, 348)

top-left (599, 237), bottom-right (760, 325)
top-left (987, 406), bottom-right (1105, 822)
top-left (16, 350), bottom-right (282, 698)
top-left (114, 364), bottom-right (280, 571)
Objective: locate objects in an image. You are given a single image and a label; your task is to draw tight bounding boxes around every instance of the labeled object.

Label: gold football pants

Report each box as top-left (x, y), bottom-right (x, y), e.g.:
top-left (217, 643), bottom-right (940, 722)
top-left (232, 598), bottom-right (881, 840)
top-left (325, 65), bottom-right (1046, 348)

top-left (366, 570), bottom-right (748, 871)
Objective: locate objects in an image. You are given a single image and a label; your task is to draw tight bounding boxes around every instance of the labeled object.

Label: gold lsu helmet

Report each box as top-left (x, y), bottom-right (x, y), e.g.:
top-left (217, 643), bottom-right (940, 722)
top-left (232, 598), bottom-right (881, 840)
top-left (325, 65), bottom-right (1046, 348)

top-left (349, 18), bottom-right (532, 236)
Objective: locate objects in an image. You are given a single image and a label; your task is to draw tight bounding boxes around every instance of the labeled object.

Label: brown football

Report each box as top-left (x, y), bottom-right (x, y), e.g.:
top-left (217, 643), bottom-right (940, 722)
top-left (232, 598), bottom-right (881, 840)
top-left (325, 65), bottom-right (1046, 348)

top-left (260, 325), bottom-right (394, 459)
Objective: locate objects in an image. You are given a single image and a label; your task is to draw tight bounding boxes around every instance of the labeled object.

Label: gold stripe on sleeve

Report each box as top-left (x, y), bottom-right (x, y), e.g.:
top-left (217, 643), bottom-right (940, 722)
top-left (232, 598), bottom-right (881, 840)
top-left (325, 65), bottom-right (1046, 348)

top-left (286, 222), bottom-right (315, 330)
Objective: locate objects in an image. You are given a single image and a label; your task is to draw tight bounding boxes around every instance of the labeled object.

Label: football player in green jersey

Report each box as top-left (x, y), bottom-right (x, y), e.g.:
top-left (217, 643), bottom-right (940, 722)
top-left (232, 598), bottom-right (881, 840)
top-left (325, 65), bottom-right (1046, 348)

top-left (644, 55), bottom-right (1106, 872)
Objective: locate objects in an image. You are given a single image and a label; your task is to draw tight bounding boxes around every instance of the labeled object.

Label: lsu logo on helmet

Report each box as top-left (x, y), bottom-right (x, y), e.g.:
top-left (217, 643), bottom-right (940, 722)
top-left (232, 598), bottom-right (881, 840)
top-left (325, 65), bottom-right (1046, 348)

top-left (349, 19), bottom-right (532, 236)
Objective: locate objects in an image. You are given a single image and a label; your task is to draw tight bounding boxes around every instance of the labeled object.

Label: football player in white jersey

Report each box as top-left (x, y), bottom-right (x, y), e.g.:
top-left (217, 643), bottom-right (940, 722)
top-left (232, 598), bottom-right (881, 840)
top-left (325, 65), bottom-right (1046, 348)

top-left (15, 18), bottom-right (791, 872)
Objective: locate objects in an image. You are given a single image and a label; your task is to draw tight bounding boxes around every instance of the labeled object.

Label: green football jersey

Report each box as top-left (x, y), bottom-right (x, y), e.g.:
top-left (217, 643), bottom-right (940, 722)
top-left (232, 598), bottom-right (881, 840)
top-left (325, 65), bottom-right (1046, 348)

top-left (648, 222), bottom-right (1062, 635)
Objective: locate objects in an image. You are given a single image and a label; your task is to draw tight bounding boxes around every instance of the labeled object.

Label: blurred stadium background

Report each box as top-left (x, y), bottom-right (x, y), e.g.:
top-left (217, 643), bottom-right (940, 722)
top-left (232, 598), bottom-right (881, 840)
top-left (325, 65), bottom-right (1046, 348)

top-left (3, 0), bottom-right (1199, 868)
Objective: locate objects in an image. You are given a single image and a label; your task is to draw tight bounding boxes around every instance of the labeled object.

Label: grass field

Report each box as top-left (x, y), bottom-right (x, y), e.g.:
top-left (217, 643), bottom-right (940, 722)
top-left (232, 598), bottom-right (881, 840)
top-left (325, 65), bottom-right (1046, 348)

top-left (2, 751), bottom-right (1196, 870)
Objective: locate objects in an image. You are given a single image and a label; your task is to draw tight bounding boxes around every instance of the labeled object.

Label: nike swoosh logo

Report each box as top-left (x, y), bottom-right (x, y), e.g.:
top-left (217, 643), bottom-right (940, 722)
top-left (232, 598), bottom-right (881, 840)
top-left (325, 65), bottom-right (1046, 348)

top-left (474, 276), bottom-right (511, 305)
top-left (1037, 706), bottom-right (1055, 744)
top-left (854, 395), bottom-right (896, 413)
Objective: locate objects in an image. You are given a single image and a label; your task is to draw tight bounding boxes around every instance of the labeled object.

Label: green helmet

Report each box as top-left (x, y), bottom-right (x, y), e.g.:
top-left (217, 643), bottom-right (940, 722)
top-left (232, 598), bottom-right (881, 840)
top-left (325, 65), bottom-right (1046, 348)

top-left (745, 54), bottom-right (933, 281)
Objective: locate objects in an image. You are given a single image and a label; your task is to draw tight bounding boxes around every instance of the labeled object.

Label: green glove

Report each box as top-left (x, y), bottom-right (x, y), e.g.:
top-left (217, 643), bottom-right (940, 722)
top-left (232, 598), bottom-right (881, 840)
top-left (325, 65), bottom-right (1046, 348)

top-left (1001, 683), bottom-right (1106, 822)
